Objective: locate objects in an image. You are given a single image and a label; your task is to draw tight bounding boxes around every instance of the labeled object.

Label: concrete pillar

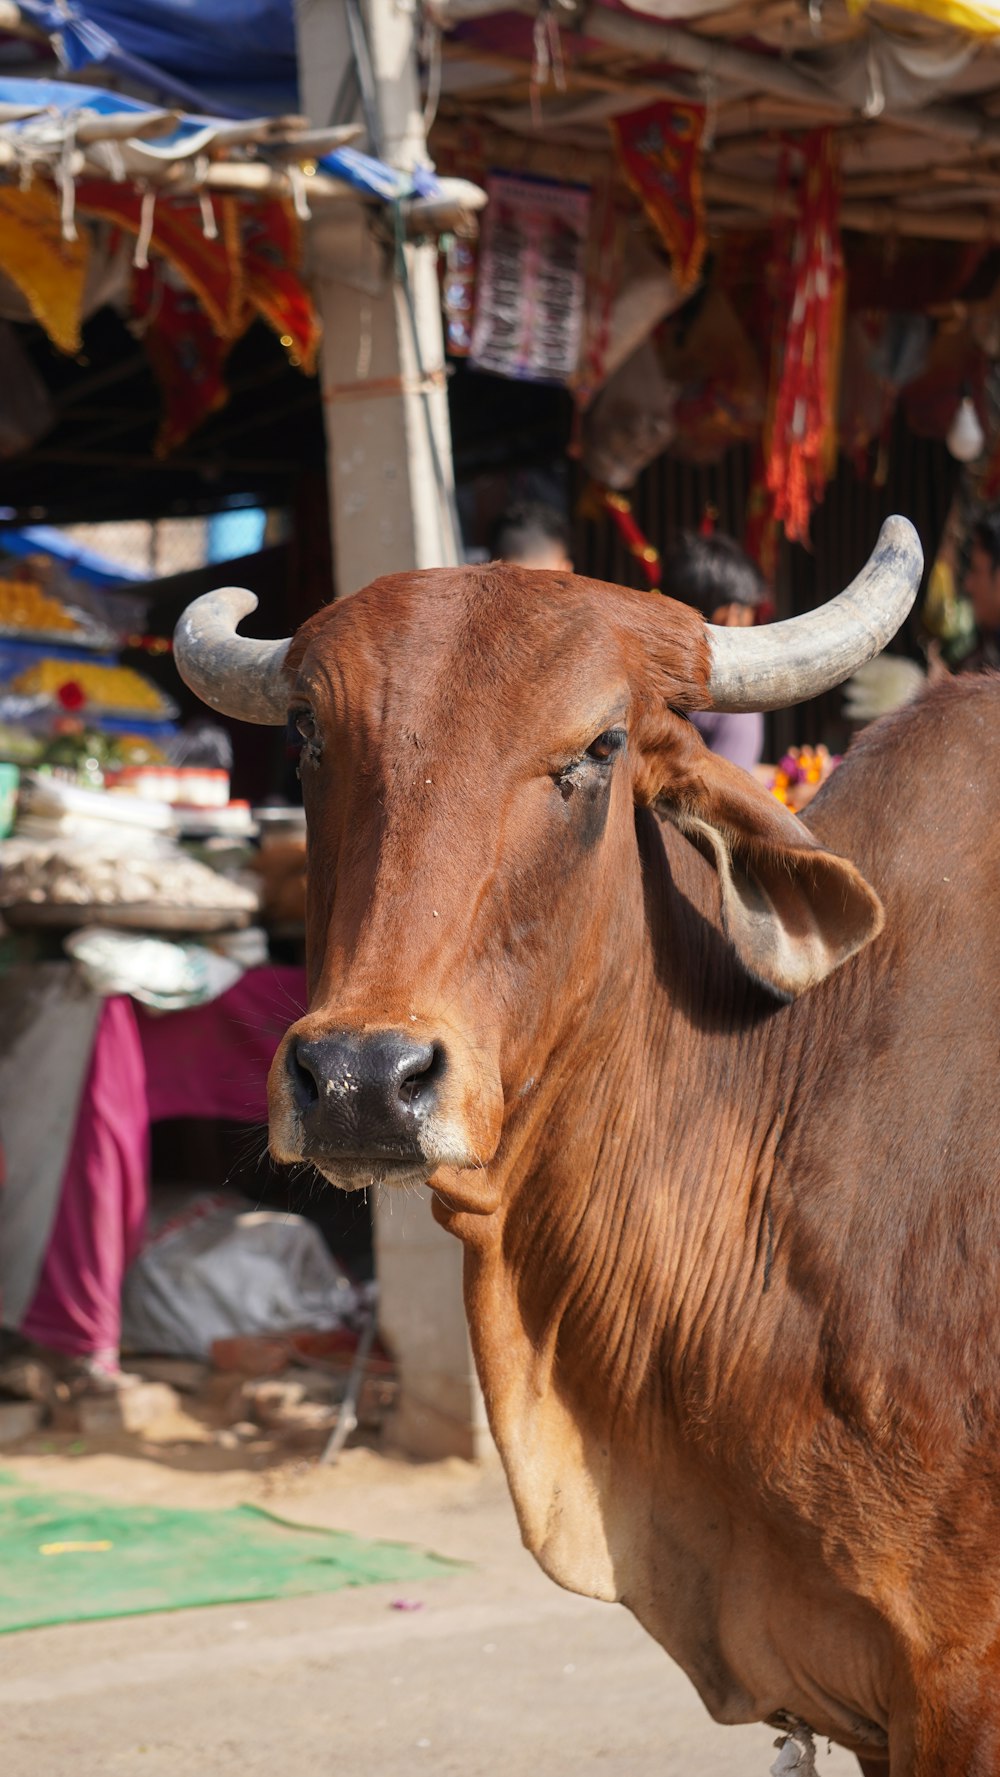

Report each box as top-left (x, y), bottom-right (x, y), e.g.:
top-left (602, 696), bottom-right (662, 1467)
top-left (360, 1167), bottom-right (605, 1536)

top-left (295, 0), bottom-right (489, 1460)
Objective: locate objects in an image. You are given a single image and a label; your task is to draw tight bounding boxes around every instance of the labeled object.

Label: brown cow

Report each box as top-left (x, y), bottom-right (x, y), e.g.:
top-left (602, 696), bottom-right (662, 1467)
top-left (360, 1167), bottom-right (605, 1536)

top-left (176, 518), bottom-right (1000, 1776)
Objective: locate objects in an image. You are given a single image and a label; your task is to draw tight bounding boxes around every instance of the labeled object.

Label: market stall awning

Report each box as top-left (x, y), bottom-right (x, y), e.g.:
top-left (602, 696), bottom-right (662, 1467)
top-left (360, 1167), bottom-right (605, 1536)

top-left (15, 0), bottom-right (298, 118)
top-left (430, 0), bottom-right (1000, 246)
top-left (0, 73), bottom-right (482, 218)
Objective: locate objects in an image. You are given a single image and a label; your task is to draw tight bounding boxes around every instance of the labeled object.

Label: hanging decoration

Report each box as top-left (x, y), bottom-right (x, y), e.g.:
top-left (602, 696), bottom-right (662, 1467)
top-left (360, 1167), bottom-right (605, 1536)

top-left (657, 286), bottom-right (766, 466)
top-left (441, 234), bottom-right (479, 357)
top-left (76, 182), bottom-right (245, 339)
top-left (579, 482), bottom-right (661, 590)
top-left (763, 130), bottom-right (845, 548)
top-left (610, 102), bottom-right (706, 299)
top-left (239, 201), bottom-right (320, 373)
top-left (61, 183), bottom-right (322, 452)
top-left (0, 182), bottom-right (89, 355)
top-left (470, 172), bottom-right (590, 384)
top-left (133, 266), bottom-right (231, 457)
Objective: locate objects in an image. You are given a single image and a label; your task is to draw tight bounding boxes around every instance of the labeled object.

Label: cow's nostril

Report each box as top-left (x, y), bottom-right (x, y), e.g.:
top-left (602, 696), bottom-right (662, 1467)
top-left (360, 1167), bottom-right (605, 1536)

top-left (289, 1041), bottom-right (320, 1112)
top-left (396, 1040), bottom-right (447, 1109)
top-left (286, 1028), bottom-right (448, 1156)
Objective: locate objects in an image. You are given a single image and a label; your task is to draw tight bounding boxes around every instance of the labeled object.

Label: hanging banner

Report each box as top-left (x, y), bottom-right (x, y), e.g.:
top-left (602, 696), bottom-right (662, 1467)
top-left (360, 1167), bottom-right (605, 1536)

top-left (133, 266), bottom-right (230, 456)
top-left (611, 101), bottom-right (706, 298)
top-left (764, 130), bottom-right (845, 547)
top-left (441, 234), bottom-right (478, 358)
top-left (470, 172), bottom-right (590, 384)
top-left (239, 201), bottom-right (320, 373)
top-left (0, 183), bottom-right (88, 354)
top-left (76, 182), bottom-right (243, 338)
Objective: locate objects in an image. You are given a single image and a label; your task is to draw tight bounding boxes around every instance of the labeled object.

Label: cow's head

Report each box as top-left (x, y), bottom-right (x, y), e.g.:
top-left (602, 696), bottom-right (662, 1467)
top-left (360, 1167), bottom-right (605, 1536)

top-left (175, 518), bottom-right (921, 1207)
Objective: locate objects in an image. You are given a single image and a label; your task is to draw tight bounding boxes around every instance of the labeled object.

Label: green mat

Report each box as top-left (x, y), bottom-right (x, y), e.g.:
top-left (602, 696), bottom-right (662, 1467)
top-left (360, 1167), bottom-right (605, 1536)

top-left (0, 1471), bottom-right (459, 1634)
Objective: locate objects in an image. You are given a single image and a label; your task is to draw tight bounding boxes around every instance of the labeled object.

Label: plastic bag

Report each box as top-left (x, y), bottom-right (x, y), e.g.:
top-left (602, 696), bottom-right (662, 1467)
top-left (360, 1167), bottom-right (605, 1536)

top-left (841, 655), bottom-right (926, 724)
top-left (581, 338), bottom-right (678, 490)
top-left (64, 926), bottom-right (248, 1010)
top-left (167, 722), bottom-right (234, 771)
top-left (121, 1197), bottom-right (359, 1360)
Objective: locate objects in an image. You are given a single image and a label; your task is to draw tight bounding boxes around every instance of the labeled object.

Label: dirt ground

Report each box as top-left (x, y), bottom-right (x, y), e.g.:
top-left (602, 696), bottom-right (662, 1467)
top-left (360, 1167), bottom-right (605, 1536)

top-left (0, 1431), bottom-right (860, 1777)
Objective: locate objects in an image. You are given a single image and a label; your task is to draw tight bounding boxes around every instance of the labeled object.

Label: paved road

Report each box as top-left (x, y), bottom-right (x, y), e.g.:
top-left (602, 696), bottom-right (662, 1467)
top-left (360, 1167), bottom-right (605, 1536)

top-left (1, 1446), bottom-right (861, 1777)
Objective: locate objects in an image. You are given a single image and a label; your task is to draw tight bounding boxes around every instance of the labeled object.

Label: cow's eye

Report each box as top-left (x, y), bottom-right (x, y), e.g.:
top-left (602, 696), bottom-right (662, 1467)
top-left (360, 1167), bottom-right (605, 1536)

top-left (586, 728), bottom-right (626, 763)
top-left (293, 709), bottom-right (322, 775)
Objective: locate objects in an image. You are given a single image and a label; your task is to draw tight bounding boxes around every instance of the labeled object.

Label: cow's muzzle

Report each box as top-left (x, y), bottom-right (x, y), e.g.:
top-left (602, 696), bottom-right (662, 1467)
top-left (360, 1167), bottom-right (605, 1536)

top-left (269, 1011), bottom-right (505, 1196)
top-left (287, 1027), bottom-right (444, 1170)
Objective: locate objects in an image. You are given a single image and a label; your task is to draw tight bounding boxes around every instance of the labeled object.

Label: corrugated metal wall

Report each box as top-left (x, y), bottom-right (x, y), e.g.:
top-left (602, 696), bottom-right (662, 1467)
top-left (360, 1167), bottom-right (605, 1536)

top-left (574, 415), bottom-right (958, 758)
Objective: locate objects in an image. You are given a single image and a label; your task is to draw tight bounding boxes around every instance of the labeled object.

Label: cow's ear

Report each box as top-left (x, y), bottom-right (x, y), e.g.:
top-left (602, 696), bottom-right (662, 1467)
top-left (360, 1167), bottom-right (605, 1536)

top-left (637, 719), bottom-right (884, 1000)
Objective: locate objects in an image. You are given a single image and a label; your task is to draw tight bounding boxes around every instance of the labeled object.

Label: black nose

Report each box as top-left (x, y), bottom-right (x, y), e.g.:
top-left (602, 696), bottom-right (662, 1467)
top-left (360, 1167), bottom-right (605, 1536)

top-left (288, 1028), bottom-right (446, 1161)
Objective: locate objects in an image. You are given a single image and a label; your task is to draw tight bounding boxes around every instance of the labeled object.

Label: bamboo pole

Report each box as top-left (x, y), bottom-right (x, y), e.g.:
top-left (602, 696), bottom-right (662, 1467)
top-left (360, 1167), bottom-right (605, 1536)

top-left (0, 141), bottom-right (484, 233)
top-left (74, 111), bottom-right (180, 144)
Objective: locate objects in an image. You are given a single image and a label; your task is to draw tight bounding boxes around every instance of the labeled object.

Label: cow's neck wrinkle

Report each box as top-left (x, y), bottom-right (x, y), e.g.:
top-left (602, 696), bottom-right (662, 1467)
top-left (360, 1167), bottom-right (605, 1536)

top-left (449, 811), bottom-right (807, 1626)
top-left (441, 807), bottom-right (906, 1740)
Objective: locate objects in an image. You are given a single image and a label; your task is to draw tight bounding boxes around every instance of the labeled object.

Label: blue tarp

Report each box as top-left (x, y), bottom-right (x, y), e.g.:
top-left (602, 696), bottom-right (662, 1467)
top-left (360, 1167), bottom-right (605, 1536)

top-left (0, 525), bottom-right (147, 587)
top-left (0, 73), bottom-right (442, 202)
top-left (0, 75), bottom-right (223, 144)
top-left (17, 0), bottom-right (297, 117)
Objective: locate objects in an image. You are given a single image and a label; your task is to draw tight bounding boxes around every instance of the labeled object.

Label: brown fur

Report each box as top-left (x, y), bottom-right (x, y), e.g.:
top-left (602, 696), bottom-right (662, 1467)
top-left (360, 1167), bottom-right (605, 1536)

top-left (267, 567), bottom-right (1000, 1776)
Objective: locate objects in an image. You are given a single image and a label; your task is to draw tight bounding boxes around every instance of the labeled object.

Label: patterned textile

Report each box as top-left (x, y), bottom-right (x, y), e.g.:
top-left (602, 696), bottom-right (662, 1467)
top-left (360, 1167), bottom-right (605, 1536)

top-left (470, 171), bottom-right (590, 383)
top-left (763, 131), bottom-right (845, 547)
top-left (239, 200), bottom-right (320, 373)
top-left (611, 101), bottom-right (705, 297)
top-left (133, 265), bottom-right (230, 455)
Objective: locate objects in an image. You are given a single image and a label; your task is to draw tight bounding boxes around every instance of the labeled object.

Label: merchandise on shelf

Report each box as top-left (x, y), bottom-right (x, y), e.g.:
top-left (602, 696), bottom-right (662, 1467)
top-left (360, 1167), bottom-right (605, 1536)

top-left (0, 575), bottom-right (78, 634)
top-left (11, 658), bottom-right (172, 717)
top-left (110, 765), bottom-right (230, 808)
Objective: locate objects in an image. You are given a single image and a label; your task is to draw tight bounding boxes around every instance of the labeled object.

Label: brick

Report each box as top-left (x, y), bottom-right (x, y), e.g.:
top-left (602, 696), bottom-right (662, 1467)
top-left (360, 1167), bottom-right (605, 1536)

top-left (77, 1382), bottom-right (179, 1438)
top-left (0, 1400), bottom-right (44, 1444)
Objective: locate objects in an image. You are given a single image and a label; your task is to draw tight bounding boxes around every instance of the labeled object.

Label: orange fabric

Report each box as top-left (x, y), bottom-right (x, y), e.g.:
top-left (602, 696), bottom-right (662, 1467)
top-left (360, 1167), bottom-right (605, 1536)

top-left (76, 182), bottom-right (243, 338)
top-left (0, 183), bottom-right (88, 354)
top-left (239, 200), bottom-right (320, 373)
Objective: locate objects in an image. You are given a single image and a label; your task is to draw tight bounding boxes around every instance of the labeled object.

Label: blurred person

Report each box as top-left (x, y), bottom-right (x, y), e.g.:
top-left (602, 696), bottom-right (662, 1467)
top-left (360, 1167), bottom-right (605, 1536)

top-left (661, 531), bottom-right (767, 772)
top-left (490, 500), bottom-right (573, 572)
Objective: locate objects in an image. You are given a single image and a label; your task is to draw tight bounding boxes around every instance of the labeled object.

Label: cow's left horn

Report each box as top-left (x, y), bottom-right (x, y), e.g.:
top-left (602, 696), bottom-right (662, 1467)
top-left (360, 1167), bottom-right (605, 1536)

top-left (704, 516), bottom-right (923, 713)
top-left (174, 588), bottom-right (291, 725)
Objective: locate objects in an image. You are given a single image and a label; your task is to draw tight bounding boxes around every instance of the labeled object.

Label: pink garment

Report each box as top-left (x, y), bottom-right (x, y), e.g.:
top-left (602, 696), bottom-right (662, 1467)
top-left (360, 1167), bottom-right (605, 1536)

top-left (21, 995), bottom-right (149, 1359)
top-left (20, 966), bottom-right (307, 1359)
top-left (138, 965), bottom-right (306, 1125)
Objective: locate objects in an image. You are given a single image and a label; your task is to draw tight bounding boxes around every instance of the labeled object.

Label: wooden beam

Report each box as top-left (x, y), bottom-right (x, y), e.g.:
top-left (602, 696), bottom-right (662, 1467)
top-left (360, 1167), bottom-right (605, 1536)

top-left (579, 5), bottom-right (1000, 155)
top-left (704, 172), bottom-right (1000, 242)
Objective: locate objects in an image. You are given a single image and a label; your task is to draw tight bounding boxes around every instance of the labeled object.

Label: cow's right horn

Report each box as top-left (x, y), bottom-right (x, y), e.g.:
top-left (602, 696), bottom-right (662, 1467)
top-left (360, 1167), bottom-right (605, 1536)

top-left (704, 515), bottom-right (924, 713)
top-left (173, 587), bottom-right (291, 725)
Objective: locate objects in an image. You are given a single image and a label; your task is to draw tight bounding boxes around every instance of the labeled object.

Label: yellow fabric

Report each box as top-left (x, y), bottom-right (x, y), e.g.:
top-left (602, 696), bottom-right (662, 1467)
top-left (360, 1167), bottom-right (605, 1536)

top-left (850, 0), bottom-right (1000, 32)
top-left (0, 184), bottom-right (88, 354)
